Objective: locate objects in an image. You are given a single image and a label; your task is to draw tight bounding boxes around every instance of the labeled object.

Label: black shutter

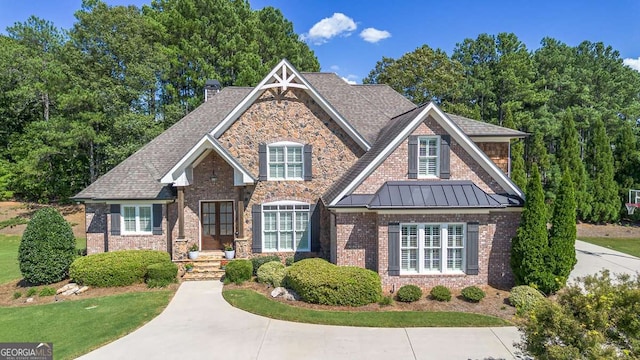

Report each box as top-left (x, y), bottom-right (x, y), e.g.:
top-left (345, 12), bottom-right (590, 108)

top-left (152, 204), bottom-right (162, 235)
top-left (304, 144), bottom-right (312, 181)
top-left (258, 143), bottom-right (267, 181)
top-left (310, 203), bottom-right (320, 252)
top-left (408, 136), bottom-right (418, 179)
top-left (110, 204), bottom-right (121, 235)
top-left (252, 204), bottom-right (262, 253)
top-left (388, 223), bottom-right (400, 276)
top-left (440, 135), bottom-right (451, 179)
top-left (466, 222), bottom-right (479, 275)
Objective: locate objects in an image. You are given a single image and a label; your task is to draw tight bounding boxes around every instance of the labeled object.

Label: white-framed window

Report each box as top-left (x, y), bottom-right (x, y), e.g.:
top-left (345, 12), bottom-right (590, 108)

top-left (400, 223), bottom-right (465, 274)
top-left (122, 205), bottom-right (153, 234)
top-left (418, 136), bottom-right (439, 177)
top-left (262, 201), bottom-right (310, 252)
top-left (268, 142), bottom-right (304, 180)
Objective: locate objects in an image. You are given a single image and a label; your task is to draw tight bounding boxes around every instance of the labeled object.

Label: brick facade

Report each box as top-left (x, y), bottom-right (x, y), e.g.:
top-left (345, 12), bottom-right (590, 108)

top-left (336, 211), bottom-right (520, 292)
top-left (354, 116), bottom-right (506, 195)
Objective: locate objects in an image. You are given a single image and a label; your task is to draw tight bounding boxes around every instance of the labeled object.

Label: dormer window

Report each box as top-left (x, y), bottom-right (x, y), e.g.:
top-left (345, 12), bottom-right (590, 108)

top-left (418, 136), bottom-right (440, 177)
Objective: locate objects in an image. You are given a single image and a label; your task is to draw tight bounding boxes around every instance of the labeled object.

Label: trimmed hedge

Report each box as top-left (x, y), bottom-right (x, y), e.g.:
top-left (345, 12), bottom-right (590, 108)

top-left (397, 285), bottom-right (422, 303)
top-left (225, 259), bottom-right (252, 284)
top-left (69, 250), bottom-right (171, 287)
top-left (18, 207), bottom-right (76, 285)
top-left (430, 285), bottom-right (452, 302)
top-left (251, 255), bottom-right (281, 275)
top-left (146, 262), bottom-right (178, 288)
top-left (284, 258), bottom-right (382, 306)
top-left (509, 285), bottom-right (545, 314)
top-left (461, 286), bottom-right (486, 302)
top-left (257, 261), bottom-right (286, 287)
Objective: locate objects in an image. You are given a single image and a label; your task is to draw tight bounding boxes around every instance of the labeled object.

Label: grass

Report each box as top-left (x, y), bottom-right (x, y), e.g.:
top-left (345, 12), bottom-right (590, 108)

top-left (579, 237), bottom-right (640, 258)
top-left (0, 290), bottom-right (173, 360)
top-left (0, 216), bottom-right (29, 230)
top-left (0, 234), bottom-right (87, 284)
top-left (223, 289), bottom-right (511, 327)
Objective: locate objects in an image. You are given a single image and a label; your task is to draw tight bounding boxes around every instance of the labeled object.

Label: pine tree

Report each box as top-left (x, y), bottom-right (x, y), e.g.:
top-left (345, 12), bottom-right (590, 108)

top-left (556, 109), bottom-right (591, 220)
top-left (511, 166), bottom-right (551, 291)
top-left (587, 117), bottom-right (620, 223)
top-left (547, 169), bottom-right (577, 292)
top-left (503, 108), bottom-right (527, 189)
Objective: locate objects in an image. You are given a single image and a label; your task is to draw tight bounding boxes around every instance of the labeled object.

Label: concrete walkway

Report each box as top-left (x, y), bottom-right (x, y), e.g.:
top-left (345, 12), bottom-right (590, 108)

top-left (79, 240), bottom-right (640, 360)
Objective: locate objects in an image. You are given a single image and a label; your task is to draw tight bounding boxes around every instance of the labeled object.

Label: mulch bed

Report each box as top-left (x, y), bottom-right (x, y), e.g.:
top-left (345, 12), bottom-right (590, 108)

top-left (225, 281), bottom-right (517, 321)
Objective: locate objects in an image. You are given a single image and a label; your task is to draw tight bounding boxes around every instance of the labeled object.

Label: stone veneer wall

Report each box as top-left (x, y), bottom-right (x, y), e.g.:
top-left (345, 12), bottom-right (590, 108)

top-left (476, 142), bottom-right (509, 175)
top-left (354, 116), bottom-right (505, 195)
top-left (335, 211), bottom-right (520, 292)
top-left (85, 203), bottom-right (168, 255)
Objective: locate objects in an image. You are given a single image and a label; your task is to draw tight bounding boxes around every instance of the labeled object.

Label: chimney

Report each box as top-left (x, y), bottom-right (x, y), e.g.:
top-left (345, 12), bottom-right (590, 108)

top-left (204, 79), bottom-right (222, 101)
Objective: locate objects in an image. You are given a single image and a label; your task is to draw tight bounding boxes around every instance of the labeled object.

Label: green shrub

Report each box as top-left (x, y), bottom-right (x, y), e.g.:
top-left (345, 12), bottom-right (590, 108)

top-left (225, 259), bottom-right (252, 284)
top-left (69, 250), bottom-right (171, 287)
top-left (509, 285), bottom-right (545, 314)
top-left (18, 207), bottom-right (76, 285)
top-left (284, 258), bottom-right (382, 306)
top-left (145, 262), bottom-right (178, 288)
top-left (378, 295), bottom-right (394, 306)
top-left (26, 288), bottom-right (37, 297)
top-left (257, 261), bottom-right (286, 287)
top-left (397, 285), bottom-right (423, 303)
top-left (13, 292), bottom-right (21, 299)
top-left (285, 256), bottom-right (295, 266)
top-left (39, 287), bottom-right (56, 296)
top-left (461, 286), bottom-right (486, 302)
top-left (430, 285), bottom-right (451, 302)
top-left (251, 255), bottom-right (281, 275)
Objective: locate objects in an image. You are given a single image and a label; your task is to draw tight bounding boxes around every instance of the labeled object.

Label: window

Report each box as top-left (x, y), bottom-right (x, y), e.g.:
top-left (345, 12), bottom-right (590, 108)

top-left (268, 143), bottom-right (303, 180)
top-left (400, 223), bottom-right (464, 273)
top-left (418, 136), bottom-right (439, 177)
top-left (122, 205), bottom-right (152, 234)
top-left (262, 202), bottom-right (310, 252)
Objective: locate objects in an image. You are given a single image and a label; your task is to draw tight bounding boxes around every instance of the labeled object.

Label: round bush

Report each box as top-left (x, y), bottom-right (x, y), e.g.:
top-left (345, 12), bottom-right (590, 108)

top-left (251, 255), bottom-right (281, 275)
top-left (146, 262), bottom-right (178, 288)
top-left (69, 250), bottom-right (171, 287)
top-left (257, 261), bottom-right (286, 287)
top-left (18, 207), bottom-right (76, 285)
top-left (225, 259), bottom-right (253, 284)
top-left (509, 285), bottom-right (545, 314)
top-left (284, 258), bottom-right (382, 306)
top-left (461, 286), bottom-right (486, 302)
top-left (430, 285), bottom-right (452, 302)
top-left (397, 285), bottom-right (423, 303)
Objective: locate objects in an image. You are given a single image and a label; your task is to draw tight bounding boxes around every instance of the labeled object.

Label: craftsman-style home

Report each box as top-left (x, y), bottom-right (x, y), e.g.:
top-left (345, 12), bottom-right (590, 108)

top-left (74, 59), bottom-right (525, 290)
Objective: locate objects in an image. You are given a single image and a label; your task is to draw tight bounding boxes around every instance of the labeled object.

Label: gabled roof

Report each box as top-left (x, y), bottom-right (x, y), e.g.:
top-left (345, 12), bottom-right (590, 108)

top-left (446, 113), bottom-right (526, 138)
top-left (324, 102), bottom-right (525, 206)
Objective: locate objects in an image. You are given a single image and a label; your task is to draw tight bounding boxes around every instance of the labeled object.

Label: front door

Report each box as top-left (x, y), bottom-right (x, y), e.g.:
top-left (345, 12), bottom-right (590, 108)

top-left (201, 201), bottom-right (234, 250)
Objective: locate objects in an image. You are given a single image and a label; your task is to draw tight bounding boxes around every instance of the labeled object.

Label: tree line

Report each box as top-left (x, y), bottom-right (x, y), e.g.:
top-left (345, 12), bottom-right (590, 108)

top-left (365, 33), bottom-right (640, 223)
top-left (0, 0), bottom-right (319, 201)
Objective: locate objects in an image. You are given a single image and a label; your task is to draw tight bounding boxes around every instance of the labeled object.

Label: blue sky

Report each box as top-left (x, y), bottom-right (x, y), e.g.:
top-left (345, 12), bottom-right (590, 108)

top-left (2, 0), bottom-right (639, 83)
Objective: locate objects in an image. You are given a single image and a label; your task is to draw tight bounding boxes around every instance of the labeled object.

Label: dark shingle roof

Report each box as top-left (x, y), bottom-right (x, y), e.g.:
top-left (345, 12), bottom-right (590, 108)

top-left (446, 113), bottom-right (526, 137)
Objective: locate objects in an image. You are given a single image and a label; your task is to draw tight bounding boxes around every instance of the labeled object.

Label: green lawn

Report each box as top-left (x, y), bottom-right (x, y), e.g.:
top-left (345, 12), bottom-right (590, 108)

top-left (223, 289), bottom-right (510, 327)
top-left (0, 234), bottom-right (87, 284)
top-left (579, 237), bottom-right (640, 258)
top-left (0, 291), bottom-right (173, 360)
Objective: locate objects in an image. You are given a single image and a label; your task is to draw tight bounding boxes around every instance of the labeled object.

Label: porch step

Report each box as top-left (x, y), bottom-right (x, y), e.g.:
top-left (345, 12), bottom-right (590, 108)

top-left (182, 270), bottom-right (225, 281)
top-left (180, 251), bottom-right (228, 281)
top-left (196, 251), bottom-right (225, 261)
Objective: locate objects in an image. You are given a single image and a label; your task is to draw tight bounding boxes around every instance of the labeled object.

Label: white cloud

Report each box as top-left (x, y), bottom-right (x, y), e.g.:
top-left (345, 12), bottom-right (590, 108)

top-left (329, 65), bottom-right (340, 71)
top-left (623, 57), bottom-right (640, 72)
top-left (303, 13), bottom-right (356, 45)
top-left (359, 27), bottom-right (391, 43)
top-left (341, 74), bottom-right (359, 85)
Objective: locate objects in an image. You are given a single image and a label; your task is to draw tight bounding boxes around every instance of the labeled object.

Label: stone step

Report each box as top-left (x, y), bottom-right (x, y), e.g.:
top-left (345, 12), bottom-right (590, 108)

top-left (182, 270), bottom-right (225, 281)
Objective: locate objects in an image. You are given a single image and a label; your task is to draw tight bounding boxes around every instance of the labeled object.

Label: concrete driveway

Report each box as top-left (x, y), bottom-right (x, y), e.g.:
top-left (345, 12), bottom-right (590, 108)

top-left (78, 240), bottom-right (640, 360)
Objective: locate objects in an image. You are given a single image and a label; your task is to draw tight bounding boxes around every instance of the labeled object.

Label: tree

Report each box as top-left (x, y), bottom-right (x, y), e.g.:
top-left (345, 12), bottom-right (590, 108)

top-left (557, 109), bottom-right (591, 220)
top-left (547, 169), bottom-right (577, 292)
top-left (510, 166), bottom-right (551, 291)
top-left (614, 121), bottom-right (640, 220)
top-left (518, 271), bottom-right (640, 359)
top-left (18, 207), bottom-right (76, 285)
top-left (587, 116), bottom-right (620, 222)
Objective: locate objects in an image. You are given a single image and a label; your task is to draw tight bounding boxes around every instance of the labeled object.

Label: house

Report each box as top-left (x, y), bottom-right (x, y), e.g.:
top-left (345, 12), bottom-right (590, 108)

top-left (73, 59), bottom-right (525, 291)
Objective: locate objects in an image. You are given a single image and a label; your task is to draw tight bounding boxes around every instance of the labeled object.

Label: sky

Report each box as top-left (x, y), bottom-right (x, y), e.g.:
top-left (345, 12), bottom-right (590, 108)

top-left (1, 0), bottom-right (639, 84)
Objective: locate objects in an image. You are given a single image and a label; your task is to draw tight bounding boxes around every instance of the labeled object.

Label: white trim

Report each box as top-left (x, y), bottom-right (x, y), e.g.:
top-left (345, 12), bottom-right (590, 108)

top-left (417, 135), bottom-right (440, 178)
top-left (160, 134), bottom-right (255, 186)
top-left (399, 222), bottom-right (466, 275)
top-left (331, 207), bottom-right (523, 214)
top-left (261, 201), bottom-right (311, 252)
top-left (86, 199), bottom-right (174, 205)
top-left (198, 199), bottom-right (236, 251)
top-left (328, 103), bottom-right (524, 206)
top-left (469, 136), bottom-right (514, 143)
top-left (121, 204), bottom-right (153, 235)
top-left (267, 142), bottom-right (304, 181)
top-left (210, 59), bottom-right (370, 151)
